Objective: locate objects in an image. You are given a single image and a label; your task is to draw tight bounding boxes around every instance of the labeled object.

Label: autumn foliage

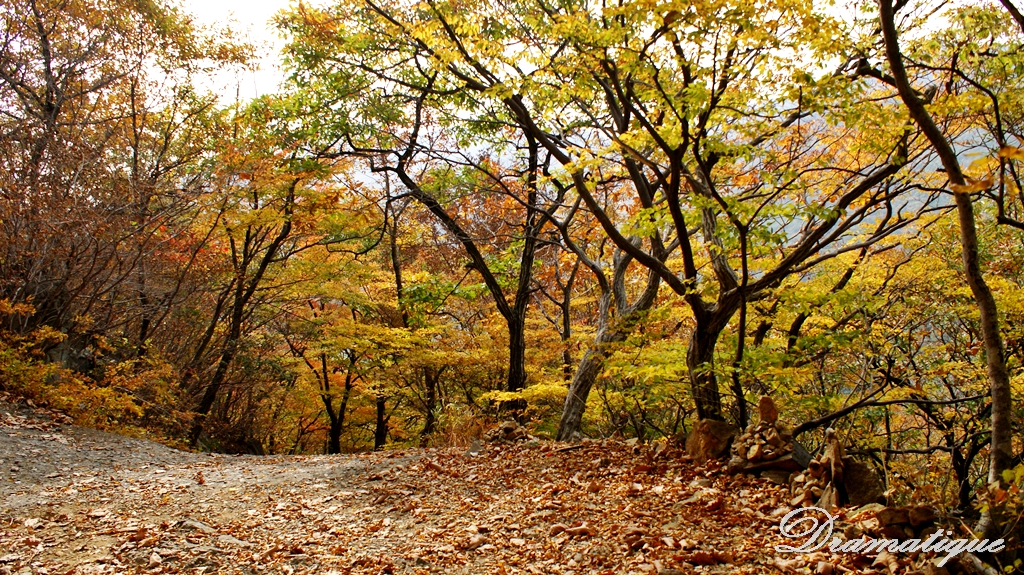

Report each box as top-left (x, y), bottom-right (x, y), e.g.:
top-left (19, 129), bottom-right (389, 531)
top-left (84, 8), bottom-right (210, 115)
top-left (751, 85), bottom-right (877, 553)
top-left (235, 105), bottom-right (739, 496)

top-left (1, 0), bottom-right (1024, 562)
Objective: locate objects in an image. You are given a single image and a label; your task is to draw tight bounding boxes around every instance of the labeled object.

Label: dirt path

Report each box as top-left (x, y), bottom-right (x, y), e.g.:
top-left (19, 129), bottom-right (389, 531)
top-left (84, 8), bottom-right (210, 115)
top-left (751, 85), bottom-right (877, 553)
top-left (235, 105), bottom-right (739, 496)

top-left (1, 400), bottom-right (788, 575)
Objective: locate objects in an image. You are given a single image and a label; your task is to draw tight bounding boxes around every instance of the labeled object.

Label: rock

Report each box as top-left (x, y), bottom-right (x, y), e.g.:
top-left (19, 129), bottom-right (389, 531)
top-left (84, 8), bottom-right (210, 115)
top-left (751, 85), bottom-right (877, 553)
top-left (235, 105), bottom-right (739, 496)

top-left (564, 524), bottom-right (595, 537)
top-left (842, 458), bottom-right (885, 506)
top-left (876, 507), bottom-right (909, 527)
top-left (761, 470), bottom-right (792, 485)
top-left (815, 561), bottom-right (834, 575)
top-left (685, 419), bottom-right (737, 463)
top-left (747, 443), bottom-right (763, 462)
top-left (216, 534), bottom-right (252, 548)
top-left (792, 441), bottom-right (812, 467)
top-left (880, 525), bottom-right (910, 539)
top-left (908, 505), bottom-right (937, 528)
top-left (727, 454), bottom-right (746, 471)
top-left (181, 519), bottom-right (217, 534)
top-left (148, 552), bottom-right (162, 568)
top-left (728, 452), bottom-right (806, 474)
top-left (817, 483), bottom-right (839, 511)
top-left (758, 396), bottom-right (779, 425)
top-left (464, 534), bottom-right (488, 550)
top-left (486, 420), bottom-right (531, 443)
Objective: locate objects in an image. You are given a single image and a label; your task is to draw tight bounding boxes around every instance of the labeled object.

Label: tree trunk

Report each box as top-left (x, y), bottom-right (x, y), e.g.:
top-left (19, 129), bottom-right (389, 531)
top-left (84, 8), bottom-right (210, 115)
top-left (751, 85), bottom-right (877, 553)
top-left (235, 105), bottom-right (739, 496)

top-left (374, 396), bottom-right (388, 450)
top-left (507, 316), bottom-right (527, 392)
top-left (880, 0), bottom-right (1012, 538)
top-left (556, 340), bottom-right (615, 441)
top-left (556, 258), bottom-right (661, 440)
top-left (325, 371), bottom-right (353, 455)
top-left (421, 367), bottom-right (438, 446)
top-left (327, 413), bottom-right (342, 455)
top-left (688, 324), bottom-right (724, 421)
top-left (189, 335), bottom-right (239, 445)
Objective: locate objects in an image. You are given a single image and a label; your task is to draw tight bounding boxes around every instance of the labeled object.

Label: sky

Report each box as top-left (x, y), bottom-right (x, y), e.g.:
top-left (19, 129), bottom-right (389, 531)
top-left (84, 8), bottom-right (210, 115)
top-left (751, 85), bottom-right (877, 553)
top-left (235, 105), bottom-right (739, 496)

top-left (182, 0), bottom-right (293, 101)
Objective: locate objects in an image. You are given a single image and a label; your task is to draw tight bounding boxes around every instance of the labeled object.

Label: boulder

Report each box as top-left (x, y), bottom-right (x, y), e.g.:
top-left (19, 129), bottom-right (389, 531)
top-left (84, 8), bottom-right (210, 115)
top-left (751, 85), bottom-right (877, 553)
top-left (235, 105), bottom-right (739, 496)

top-left (876, 506), bottom-right (910, 527)
top-left (842, 458), bottom-right (885, 506)
top-left (686, 419), bottom-right (737, 462)
top-left (908, 505), bottom-right (937, 528)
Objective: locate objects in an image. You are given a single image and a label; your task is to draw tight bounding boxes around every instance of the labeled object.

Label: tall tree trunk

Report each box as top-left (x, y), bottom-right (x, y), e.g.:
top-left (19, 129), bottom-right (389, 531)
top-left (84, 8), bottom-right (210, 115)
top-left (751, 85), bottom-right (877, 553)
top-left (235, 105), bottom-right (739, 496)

top-left (327, 412), bottom-right (342, 455)
top-left (189, 325), bottom-right (241, 445)
top-left (688, 323), bottom-right (724, 421)
top-left (880, 0), bottom-right (1013, 538)
top-left (188, 181), bottom-right (296, 447)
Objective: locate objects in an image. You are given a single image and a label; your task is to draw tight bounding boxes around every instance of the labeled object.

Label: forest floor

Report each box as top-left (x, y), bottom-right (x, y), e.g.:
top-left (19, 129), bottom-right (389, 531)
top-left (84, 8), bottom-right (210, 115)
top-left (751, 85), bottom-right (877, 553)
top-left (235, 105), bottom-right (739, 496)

top-left (0, 398), bottom-right (897, 575)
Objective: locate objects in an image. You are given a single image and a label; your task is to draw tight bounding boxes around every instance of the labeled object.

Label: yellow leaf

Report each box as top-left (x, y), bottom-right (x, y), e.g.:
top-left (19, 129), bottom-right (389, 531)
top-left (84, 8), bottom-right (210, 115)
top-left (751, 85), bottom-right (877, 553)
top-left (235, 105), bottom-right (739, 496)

top-left (998, 146), bottom-right (1024, 161)
top-left (949, 176), bottom-right (993, 193)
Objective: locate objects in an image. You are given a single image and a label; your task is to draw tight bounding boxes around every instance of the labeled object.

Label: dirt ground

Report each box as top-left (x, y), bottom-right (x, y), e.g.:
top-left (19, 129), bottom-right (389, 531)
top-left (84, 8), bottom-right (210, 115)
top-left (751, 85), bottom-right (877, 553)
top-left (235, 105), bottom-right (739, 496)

top-left (0, 398), bottom-right (795, 575)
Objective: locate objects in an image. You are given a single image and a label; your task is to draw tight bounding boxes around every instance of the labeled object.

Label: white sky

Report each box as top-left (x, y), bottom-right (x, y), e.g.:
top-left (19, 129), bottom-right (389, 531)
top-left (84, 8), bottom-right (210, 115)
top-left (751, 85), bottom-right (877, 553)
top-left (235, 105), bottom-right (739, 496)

top-left (182, 0), bottom-right (1024, 103)
top-left (182, 0), bottom-right (293, 101)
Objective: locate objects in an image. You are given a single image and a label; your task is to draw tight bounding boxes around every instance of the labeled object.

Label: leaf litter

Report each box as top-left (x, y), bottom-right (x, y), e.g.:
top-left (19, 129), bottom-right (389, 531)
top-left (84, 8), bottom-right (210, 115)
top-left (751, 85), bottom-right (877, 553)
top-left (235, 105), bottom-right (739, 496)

top-left (0, 402), bottom-right (877, 575)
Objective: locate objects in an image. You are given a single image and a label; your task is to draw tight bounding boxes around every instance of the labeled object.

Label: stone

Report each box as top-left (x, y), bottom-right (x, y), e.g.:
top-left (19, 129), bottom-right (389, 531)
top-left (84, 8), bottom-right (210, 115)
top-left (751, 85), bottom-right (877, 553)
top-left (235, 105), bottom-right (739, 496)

top-left (842, 458), bottom-right (885, 506)
top-left (181, 519), bottom-right (217, 534)
top-left (817, 484), bottom-right (839, 511)
top-left (761, 469), bottom-right (791, 485)
top-left (792, 441), bottom-right (812, 467)
top-left (876, 507), bottom-right (910, 526)
top-left (758, 396), bottom-right (779, 425)
top-left (728, 452), bottom-right (806, 474)
top-left (908, 505), bottom-right (937, 528)
top-left (464, 534), bottom-right (488, 550)
top-left (686, 419), bottom-right (737, 462)
top-left (880, 524), bottom-right (911, 539)
top-left (747, 443), bottom-right (763, 462)
top-left (217, 534), bottom-right (252, 548)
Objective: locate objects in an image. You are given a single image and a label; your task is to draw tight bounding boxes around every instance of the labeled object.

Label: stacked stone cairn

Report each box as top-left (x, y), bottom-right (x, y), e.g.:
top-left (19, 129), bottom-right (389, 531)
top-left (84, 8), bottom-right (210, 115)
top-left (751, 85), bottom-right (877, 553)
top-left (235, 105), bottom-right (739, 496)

top-left (789, 427), bottom-right (845, 509)
top-left (485, 420), bottom-right (533, 443)
top-left (728, 396), bottom-right (804, 474)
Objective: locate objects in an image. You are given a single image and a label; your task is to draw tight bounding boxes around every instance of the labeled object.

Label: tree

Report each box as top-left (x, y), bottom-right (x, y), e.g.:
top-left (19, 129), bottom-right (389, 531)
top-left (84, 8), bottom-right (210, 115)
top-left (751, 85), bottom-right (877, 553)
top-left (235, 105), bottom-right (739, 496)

top-left (877, 0), bottom-right (1019, 536)
top-left (551, 202), bottom-right (663, 440)
top-left (0, 0), bottom-right (246, 364)
top-left (291, 0), bottom-right (944, 426)
top-left (278, 7), bottom-right (580, 399)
